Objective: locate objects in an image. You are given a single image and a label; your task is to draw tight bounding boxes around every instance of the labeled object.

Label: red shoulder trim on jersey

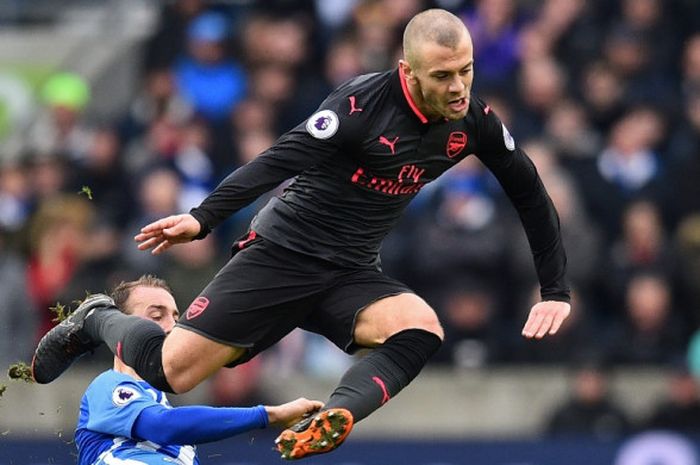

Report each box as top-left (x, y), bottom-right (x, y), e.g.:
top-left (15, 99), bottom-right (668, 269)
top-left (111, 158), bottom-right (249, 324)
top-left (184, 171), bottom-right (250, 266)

top-left (398, 71), bottom-right (429, 124)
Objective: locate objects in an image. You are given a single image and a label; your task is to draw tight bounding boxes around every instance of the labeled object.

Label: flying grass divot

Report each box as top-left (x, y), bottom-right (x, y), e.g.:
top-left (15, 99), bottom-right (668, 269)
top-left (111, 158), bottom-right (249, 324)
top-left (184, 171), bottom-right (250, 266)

top-left (7, 362), bottom-right (33, 383)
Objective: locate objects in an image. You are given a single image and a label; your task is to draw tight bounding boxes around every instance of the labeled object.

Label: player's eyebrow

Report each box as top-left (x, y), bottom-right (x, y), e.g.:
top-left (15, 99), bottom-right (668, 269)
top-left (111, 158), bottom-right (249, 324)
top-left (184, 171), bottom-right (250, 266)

top-left (429, 60), bottom-right (473, 75)
top-left (148, 304), bottom-right (180, 317)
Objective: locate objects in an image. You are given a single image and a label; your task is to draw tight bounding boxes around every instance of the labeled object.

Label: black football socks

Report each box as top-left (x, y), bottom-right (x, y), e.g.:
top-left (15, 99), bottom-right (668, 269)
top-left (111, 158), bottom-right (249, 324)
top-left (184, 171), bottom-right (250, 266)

top-left (323, 328), bottom-right (442, 422)
top-left (84, 309), bottom-right (174, 392)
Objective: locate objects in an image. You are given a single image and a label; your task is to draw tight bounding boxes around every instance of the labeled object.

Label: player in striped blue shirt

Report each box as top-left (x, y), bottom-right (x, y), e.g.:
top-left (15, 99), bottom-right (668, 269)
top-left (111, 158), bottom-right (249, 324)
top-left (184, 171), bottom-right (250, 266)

top-left (75, 275), bottom-right (321, 465)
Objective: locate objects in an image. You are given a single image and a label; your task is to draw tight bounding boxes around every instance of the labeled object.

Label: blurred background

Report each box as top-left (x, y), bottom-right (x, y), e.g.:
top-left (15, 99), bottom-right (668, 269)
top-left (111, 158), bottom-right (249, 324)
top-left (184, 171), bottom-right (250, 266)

top-left (1, 0), bottom-right (700, 463)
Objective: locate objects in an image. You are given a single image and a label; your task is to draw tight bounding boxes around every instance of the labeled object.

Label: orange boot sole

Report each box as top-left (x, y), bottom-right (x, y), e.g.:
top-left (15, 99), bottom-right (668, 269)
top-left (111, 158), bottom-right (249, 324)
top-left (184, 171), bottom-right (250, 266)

top-left (275, 408), bottom-right (354, 460)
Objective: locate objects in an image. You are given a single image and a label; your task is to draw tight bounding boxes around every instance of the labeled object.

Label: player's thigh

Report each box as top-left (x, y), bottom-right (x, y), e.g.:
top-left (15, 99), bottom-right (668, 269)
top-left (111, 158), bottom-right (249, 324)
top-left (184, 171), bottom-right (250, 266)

top-left (306, 270), bottom-right (441, 352)
top-left (354, 292), bottom-right (443, 347)
top-left (167, 234), bottom-right (327, 390)
top-left (162, 326), bottom-right (245, 393)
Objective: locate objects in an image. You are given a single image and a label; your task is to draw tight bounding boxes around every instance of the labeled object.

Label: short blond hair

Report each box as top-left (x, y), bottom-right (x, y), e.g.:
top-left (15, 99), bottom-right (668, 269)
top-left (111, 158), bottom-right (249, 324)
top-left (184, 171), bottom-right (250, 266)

top-left (403, 9), bottom-right (468, 68)
top-left (110, 275), bottom-right (172, 314)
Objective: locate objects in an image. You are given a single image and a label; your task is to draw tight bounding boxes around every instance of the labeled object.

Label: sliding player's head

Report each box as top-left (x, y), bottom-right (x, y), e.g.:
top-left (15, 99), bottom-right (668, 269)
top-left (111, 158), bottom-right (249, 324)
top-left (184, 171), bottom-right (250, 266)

top-left (111, 275), bottom-right (179, 334)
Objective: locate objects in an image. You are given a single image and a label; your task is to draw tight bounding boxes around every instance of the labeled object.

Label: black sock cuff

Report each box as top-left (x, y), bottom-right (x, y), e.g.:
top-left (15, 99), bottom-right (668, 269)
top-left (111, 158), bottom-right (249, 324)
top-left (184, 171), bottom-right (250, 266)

top-left (385, 328), bottom-right (442, 356)
top-left (119, 321), bottom-right (174, 393)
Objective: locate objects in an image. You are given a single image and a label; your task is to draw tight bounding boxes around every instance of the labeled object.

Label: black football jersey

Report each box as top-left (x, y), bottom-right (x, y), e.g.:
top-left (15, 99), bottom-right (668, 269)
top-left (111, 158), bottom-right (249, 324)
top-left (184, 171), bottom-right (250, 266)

top-left (190, 70), bottom-right (569, 301)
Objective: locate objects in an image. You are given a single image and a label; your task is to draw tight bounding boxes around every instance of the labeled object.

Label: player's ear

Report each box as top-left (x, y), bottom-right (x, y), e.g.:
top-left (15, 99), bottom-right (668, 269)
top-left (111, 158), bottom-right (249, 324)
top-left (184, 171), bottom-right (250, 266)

top-left (399, 60), bottom-right (418, 85)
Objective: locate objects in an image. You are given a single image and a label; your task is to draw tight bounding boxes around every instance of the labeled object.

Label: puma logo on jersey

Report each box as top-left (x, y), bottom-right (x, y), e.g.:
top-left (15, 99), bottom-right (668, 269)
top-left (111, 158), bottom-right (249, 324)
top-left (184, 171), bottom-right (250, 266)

top-left (378, 135), bottom-right (399, 155)
top-left (348, 96), bottom-right (363, 115)
top-left (484, 105), bottom-right (491, 114)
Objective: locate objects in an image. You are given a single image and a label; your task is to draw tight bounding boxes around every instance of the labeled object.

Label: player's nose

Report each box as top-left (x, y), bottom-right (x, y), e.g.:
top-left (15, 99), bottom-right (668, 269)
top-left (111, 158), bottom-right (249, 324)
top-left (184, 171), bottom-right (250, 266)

top-left (448, 76), bottom-right (465, 93)
top-left (162, 316), bottom-right (177, 333)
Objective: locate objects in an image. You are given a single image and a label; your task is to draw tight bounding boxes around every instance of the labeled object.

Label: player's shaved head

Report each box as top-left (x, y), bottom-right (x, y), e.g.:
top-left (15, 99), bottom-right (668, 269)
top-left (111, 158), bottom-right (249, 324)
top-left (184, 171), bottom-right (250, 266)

top-left (403, 9), bottom-right (470, 69)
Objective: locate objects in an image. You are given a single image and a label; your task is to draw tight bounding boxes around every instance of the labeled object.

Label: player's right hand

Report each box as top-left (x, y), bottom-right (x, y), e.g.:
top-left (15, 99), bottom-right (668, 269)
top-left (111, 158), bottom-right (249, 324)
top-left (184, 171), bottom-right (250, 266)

top-left (265, 397), bottom-right (324, 427)
top-left (134, 213), bottom-right (201, 255)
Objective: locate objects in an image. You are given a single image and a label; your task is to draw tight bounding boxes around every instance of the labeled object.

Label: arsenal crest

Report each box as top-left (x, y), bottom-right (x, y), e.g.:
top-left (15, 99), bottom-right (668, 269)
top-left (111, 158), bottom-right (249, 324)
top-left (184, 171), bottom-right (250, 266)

top-left (446, 131), bottom-right (467, 158)
top-left (187, 296), bottom-right (210, 320)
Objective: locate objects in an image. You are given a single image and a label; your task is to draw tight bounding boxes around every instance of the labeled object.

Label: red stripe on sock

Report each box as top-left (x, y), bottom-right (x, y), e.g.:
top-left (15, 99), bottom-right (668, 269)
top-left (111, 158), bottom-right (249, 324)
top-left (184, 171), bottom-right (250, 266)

top-left (372, 376), bottom-right (391, 404)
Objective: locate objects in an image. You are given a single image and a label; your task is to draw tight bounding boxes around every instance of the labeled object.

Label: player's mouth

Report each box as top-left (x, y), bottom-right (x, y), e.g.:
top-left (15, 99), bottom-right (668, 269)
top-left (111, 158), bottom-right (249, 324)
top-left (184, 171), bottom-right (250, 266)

top-left (447, 96), bottom-right (468, 113)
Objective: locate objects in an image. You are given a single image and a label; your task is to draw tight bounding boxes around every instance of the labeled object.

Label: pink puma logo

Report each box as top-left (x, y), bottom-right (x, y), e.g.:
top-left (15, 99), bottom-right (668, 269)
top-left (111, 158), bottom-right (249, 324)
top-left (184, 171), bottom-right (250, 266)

top-left (484, 105), bottom-right (491, 114)
top-left (348, 96), bottom-right (363, 115)
top-left (372, 376), bottom-right (391, 404)
top-left (379, 135), bottom-right (399, 155)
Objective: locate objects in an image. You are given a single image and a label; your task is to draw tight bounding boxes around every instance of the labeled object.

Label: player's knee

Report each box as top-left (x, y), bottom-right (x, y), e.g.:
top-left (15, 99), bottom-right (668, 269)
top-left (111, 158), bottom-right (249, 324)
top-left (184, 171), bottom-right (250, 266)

top-left (399, 299), bottom-right (444, 340)
top-left (421, 317), bottom-right (444, 341)
top-left (355, 293), bottom-right (444, 346)
top-left (379, 308), bottom-right (444, 342)
top-left (399, 315), bottom-right (444, 341)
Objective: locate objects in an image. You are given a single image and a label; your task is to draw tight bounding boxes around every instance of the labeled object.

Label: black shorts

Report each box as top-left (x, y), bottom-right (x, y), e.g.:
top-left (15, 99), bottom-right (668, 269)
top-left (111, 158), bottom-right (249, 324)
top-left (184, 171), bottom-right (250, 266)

top-left (176, 231), bottom-right (412, 366)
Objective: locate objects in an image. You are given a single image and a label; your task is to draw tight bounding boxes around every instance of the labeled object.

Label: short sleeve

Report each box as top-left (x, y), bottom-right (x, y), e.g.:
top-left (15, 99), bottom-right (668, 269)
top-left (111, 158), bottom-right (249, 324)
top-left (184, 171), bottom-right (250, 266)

top-left (84, 375), bottom-right (159, 438)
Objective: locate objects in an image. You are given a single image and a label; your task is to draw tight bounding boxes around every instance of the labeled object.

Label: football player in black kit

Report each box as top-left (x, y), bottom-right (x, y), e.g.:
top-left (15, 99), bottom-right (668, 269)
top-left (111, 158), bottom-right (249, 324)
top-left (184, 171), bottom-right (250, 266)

top-left (32, 9), bottom-right (571, 460)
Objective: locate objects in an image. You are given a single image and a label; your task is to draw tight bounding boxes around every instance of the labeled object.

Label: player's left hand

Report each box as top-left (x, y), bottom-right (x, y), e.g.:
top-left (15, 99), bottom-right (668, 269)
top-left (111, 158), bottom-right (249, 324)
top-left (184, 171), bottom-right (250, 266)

top-left (520, 300), bottom-right (571, 339)
top-left (134, 213), bottom-right (201, 255)
top-left (265, 397), bottom-right (324, 428)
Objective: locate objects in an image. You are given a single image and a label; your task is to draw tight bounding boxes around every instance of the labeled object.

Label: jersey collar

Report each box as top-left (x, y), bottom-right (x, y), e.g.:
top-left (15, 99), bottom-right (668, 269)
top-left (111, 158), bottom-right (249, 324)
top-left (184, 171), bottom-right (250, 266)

top-left (391, 69), bottom-right (429, 124)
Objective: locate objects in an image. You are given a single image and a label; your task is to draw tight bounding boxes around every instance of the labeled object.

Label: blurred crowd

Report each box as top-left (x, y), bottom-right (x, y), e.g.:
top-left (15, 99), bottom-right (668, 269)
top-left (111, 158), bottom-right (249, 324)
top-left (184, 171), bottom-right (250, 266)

top-left (2, 0), bottom-right (700, 430)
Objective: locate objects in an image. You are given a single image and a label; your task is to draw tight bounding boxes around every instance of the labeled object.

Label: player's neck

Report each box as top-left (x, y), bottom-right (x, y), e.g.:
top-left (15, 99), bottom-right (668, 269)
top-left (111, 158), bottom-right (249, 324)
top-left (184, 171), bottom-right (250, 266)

top-left (113, 357), bottom-right (143, 381)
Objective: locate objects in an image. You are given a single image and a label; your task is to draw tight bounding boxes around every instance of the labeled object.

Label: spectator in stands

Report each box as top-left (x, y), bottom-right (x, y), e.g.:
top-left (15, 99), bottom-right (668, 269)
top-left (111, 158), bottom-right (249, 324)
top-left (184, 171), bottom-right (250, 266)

top-left (431, 282), bottom-right (507, 368)
top-left (0, 159), bottom-right (32, 233)
top-left (682, 34), bottom-right (700, 93)
top-left (601, 200), bottom-right (677, 311)
top-left (174, 11), bottom-right (247, 123)
top-left (143, 0), bottom-right (207, 71)
top-left (601, 23), bottom-right (676, 109)
top-left (545, 360), bottom-right (631, 439)
top-left (575, 108), bottom-right (666, 241)
top-left (544, 99), bottom-right (602, 163)
top-left (675, 216), bottom-right (700, 321)
top-left (351, 0), bottom-right (406, 71)
top-left (614, 0), bottom-right (680, 87)
top-left (642, 365), bottom-right (700, 433)
top-left (120, 166), bottom-right (182, 276)
top-left (26, 195), bottom-right (95, 339)
top-left (514, 56), bottom-right (568, 139)
top-left (530, 0), bottom-right (602, 76)
top-left (27, 72), bottom-right (93, 162)
top-left (578, 60), bottom-right (626, 133)
top-left (666, 37), bottom-right (700, 223)
top-left (460, 0), bottom-right (524, 93)
top-left (171, 118), bottom-right (217, 204)
top-left (607, 272), bottom-right (687, 366)
top-left (122, 68), bottom-right (193, 148)
top-left (71, 126), bottom-right (134, 227)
